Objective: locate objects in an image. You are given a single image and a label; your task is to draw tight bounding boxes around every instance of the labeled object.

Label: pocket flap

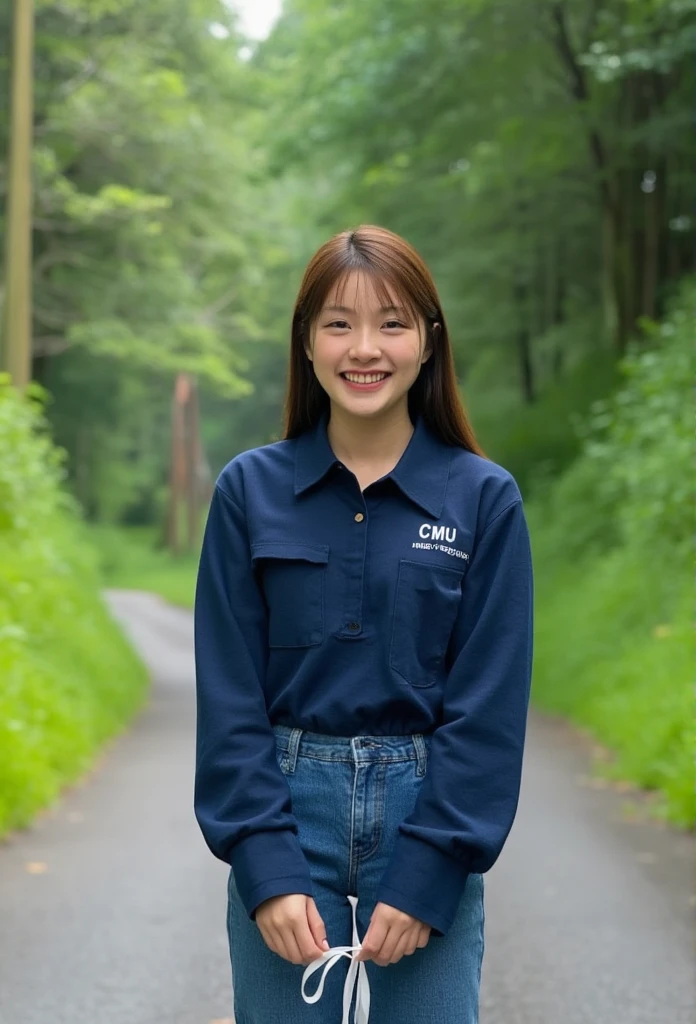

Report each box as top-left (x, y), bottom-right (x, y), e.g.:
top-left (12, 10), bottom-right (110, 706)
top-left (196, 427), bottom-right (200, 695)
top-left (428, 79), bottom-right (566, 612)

top-left (251, 541), bottom-right (330, 565)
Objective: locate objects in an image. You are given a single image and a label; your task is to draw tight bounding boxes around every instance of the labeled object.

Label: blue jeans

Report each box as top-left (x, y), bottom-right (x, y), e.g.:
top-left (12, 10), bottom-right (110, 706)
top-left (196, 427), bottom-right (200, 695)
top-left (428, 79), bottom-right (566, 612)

top-left (227, 724), bottom-right (485, 1023)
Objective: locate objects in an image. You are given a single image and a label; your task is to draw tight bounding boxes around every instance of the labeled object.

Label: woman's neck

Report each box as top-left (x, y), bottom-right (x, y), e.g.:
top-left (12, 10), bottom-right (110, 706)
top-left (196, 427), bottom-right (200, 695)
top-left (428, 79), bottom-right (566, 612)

top-left (326, 402), bottom-right (414, 481)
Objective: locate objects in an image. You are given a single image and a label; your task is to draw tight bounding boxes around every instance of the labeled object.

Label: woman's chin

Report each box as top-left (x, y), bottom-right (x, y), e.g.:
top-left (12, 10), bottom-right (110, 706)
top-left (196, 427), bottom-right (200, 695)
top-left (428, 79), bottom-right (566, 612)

top-left (329, 394), bottom-right (399, 421)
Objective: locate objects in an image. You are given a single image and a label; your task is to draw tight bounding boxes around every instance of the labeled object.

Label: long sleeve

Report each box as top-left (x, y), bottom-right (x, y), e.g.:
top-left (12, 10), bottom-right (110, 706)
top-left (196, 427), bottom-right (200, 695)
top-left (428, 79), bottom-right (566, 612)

top-left (375, 495), bottom-right (534, 937)
top-left (193, 481), bottom-right (313, 920)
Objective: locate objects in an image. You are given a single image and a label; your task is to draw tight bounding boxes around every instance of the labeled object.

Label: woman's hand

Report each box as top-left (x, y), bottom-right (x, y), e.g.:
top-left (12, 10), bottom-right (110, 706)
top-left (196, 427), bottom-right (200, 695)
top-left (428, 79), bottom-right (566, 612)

top-left (255, 893), bottom-right (330, 965)
top-left (355, 902), bottom-right (431, 966)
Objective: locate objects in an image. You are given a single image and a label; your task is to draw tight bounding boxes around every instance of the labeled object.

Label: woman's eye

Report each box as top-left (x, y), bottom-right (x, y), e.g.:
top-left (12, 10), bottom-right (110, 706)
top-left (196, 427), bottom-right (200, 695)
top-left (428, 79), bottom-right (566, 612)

top-left (384, 320), bottom-right (407, 329)
top-left (326, 320), bottom-right (349, 329)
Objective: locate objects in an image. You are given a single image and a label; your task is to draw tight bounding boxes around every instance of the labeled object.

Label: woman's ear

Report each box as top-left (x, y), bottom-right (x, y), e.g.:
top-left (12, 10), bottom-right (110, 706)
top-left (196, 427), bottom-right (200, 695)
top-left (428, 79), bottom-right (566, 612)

top-left (422, 322), bottom-right (440, 363)
top-left (304, 325), bottom-right (314, 362)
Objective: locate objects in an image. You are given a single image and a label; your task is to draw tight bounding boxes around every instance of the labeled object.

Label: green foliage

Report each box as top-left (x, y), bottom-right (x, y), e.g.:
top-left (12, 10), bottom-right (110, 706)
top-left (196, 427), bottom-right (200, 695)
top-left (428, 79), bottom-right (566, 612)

top-left (531, 276), bottom-right (695, 561)
top-left (3, 0), bottom-right (691, 517)
top-left (578, 283), bottom-right (694, 552)
top-left (530, 542), bottom-right (693, 826)
top-left (258, 0), bottom-right (695, 417)
top-left (469, 348), bottom-right (620, 492)
top-left (527, 281), bottom-right (695, 825)
top-left (0, 378), bottom-right (147, 835)
top-left (2, 0), bottom-right (265, 394)
top-left (0, 378), bottom-right (74, 534)
top-left (90, 524), bottom-right (198, 608)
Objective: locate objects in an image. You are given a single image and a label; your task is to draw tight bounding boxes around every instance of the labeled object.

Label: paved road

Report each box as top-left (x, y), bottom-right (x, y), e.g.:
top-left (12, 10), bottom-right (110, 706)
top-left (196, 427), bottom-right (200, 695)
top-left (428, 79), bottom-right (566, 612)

top-left (0, 591), bottom-right (693, 1024)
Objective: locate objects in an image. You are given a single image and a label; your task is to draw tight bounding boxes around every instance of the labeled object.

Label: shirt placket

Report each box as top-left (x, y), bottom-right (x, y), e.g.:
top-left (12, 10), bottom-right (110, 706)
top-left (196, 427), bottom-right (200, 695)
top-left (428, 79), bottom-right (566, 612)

top-left (338, 498), bottom-right (368, 639)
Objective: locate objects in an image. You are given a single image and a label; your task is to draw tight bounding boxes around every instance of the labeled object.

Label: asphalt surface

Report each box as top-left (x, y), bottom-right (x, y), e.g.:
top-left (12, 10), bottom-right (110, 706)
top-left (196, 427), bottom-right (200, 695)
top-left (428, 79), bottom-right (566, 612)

top-left (0, 590), bottom-right (693, 1024)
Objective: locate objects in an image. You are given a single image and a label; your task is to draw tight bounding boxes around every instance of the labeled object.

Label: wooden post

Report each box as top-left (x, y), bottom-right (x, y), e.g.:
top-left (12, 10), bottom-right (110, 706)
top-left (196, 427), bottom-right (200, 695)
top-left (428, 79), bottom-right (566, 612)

top-left (166, 373), bottom-right (190, 554)
top-left (185, 375), bottom-right (201, 552)
top-left (1, 0), bottom-right (34, 388)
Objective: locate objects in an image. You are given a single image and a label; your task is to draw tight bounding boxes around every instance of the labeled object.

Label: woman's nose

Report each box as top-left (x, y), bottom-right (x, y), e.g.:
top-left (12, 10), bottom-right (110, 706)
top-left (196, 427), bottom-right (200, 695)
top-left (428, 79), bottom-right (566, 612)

top-left (350, 329), bottom-right (381, 357)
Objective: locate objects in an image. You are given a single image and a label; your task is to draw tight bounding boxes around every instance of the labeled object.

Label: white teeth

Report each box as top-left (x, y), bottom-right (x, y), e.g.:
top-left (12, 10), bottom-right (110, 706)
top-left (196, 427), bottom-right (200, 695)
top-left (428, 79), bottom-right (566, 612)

top-left (343, 372), bottom-right (389, 384)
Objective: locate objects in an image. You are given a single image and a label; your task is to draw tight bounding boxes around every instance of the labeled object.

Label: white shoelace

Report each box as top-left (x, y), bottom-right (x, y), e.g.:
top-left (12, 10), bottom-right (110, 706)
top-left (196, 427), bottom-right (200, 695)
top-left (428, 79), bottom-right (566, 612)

top-left (301, 894), bottom-right (371, 1024)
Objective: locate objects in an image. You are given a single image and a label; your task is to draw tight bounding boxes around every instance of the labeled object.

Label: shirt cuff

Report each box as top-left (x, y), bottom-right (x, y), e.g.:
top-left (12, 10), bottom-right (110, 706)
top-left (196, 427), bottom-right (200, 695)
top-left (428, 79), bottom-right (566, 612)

top-left (229, 829), bottom-right (314, 921)
top-left (375, 833), bottom-right (471, 937)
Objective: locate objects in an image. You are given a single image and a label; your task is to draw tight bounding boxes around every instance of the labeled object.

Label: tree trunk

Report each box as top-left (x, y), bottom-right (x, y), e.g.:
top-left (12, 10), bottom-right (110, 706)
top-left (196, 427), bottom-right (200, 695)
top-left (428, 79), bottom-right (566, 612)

top-left (641, 170), bottom-right (659, 321)
top-left (601, 203), bottom-right (618, 345)
top-left (514, 279), bottom-right (535, 404)
top-left (166, 373), bottom-right (190, 555)
top-left (185, 376), bottom-right (200, 553)
top-left (550, 2), bottom-right (629, 353)
top-left (551, 236), bottom-right (566, 378)
top-left (74, 424), bottom-right (90, 513)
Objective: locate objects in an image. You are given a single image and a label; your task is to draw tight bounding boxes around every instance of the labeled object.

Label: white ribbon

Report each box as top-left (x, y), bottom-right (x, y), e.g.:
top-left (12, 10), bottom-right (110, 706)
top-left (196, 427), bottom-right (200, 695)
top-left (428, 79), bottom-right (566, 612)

top-left (301, 894), bottom-right (371, 1024)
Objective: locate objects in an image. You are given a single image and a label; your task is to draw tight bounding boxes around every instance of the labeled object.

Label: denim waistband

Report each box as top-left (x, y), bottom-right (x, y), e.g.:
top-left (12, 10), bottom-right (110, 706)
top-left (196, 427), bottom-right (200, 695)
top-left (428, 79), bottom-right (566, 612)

top-left (272, 723), bottom-right (430, 776)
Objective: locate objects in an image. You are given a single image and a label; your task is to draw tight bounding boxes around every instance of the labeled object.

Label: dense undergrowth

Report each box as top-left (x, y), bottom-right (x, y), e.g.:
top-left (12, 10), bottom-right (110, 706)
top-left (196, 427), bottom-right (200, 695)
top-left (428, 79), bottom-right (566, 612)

top-left (0, 377), bottom-right (148, 837)
top-left (527, 278), bottom-right (694, 825)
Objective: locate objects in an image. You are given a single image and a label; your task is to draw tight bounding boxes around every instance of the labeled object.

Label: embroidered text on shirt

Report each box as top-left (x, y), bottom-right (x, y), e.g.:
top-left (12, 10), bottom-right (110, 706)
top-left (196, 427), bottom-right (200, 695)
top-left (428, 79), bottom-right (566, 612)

top-left (418, 523), bottom-right (457, 542)
top-left (414, 524), bottom-right (470, 562)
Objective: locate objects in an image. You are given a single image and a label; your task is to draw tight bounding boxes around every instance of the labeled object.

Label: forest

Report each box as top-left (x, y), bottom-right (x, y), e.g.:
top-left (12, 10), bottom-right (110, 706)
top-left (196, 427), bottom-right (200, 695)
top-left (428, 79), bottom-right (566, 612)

top-left (0, 0), bottom-right (694, 833)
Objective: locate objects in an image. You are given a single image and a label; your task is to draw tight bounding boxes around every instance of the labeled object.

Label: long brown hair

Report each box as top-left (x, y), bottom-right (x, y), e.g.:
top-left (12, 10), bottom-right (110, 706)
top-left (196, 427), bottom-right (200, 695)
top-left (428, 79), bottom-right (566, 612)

top-left (283, 224), bottom-right (485, 455)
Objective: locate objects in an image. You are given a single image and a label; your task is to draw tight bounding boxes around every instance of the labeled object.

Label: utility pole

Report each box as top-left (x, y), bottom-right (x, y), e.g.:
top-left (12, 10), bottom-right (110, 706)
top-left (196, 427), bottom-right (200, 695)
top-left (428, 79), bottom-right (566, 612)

top-left (1, 0), bottom-right (34, 389)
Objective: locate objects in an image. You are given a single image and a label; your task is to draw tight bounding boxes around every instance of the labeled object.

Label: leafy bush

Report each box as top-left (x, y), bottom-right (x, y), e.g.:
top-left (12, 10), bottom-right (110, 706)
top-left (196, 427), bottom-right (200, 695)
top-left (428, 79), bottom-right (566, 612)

top-left (89, 523), bottom-right (198, 609)
top-left (580, 288), bottom-right (693, 554)
top-left (470, 348), bottom-right (619, 494)
top-left (0, 376), bottom-right (148, 836)
top-left (528, 278), bottom-right (695, 826)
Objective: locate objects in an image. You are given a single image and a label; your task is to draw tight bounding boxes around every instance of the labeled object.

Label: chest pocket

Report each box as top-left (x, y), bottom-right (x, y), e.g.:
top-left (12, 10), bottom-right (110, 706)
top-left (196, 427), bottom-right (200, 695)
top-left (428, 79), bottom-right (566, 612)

top-left (251, 541), bottom-right (330, 648)
top-left (390, 560), bottom-right (465, 688)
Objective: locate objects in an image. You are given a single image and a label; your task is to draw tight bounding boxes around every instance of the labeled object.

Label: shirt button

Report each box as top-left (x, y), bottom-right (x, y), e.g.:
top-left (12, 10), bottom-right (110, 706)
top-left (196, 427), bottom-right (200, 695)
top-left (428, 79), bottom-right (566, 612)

top-left (347, 622), bottom-right (361, 632)
top-left (354, 512), bottom-right (364, 522)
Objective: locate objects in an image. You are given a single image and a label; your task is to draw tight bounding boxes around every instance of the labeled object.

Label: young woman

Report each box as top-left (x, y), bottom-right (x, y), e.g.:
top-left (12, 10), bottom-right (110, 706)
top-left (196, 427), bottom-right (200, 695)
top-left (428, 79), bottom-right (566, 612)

top-left (193, 225), bottom-right (534, 1024)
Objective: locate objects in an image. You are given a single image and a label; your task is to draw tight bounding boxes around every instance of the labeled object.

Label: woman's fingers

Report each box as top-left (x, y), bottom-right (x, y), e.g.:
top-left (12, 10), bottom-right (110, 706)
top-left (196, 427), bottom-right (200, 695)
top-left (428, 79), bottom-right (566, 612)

top-left (306, 896), bottom-right (330, 952)
top-left (256, 894), bottom-right (326, 964)
top-left (357, 902), bottom-right (430, 965)
top-left (355, 912), bottom-right (389, 963)
top-left (377, 922), bottom-right (422, 965)
top-left (259, 894), bottom-right (431, 966)
top-left (390, 928), bottom-right (417, 963)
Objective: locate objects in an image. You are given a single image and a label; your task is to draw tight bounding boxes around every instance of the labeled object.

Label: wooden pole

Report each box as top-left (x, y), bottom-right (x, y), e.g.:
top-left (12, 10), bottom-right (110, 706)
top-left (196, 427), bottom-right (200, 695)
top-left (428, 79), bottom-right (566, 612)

top-left (1, 0), bottom-right (34, 389)
top-left (185, 375), bottom-right (200, 552)
top-left (166, 373), bottom-right (190, 554)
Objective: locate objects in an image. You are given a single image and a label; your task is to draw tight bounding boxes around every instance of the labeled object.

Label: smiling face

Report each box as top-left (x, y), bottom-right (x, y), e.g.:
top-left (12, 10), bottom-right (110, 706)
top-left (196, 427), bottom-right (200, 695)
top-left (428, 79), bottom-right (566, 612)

top-left (304, 270), bottom-right (432, 423)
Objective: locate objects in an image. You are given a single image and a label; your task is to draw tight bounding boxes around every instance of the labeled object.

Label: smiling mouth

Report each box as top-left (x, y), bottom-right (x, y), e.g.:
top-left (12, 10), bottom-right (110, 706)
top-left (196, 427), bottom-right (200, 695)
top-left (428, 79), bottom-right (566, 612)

top-left (340, 372), bottom-right (392, 384)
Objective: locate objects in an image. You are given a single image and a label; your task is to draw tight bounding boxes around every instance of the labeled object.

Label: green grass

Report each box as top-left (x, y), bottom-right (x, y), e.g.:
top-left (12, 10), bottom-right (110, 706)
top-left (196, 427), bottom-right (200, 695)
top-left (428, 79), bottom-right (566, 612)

top-left (0, 522), bottom-right (149, 837)
top-left (529, 519), bottom-right (694, 827)
top-left (89, 524), bottom-right (198, 608)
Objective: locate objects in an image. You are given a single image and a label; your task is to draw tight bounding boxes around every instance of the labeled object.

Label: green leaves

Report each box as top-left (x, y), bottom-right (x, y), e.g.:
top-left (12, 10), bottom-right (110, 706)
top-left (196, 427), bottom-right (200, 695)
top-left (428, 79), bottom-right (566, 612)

top-left (582, 279), bottom-right (694, 550)
top-left (27, 0), bottom-right (262, 391)
top-left (0, 376), bottom-right (148, 837)
top-left (0, 375), bottom-right (74, 538)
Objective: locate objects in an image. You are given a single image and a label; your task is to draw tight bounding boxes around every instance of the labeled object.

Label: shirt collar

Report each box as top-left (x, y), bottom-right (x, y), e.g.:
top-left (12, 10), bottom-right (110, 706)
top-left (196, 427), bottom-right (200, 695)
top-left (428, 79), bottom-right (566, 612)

top-left (294, 411), bottom-right (452, 519)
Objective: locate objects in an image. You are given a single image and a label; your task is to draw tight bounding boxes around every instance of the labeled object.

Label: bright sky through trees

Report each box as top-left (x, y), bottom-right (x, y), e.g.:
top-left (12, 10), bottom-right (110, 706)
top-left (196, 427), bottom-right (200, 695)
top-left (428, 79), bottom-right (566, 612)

top-left (227, 0), bottom-right (282, 39)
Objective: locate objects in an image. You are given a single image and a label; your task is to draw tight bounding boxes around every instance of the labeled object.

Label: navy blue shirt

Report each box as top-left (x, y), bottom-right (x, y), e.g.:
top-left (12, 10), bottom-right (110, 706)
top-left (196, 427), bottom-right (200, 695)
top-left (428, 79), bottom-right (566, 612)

top-left (193, 411), bottom-right (534, 937)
